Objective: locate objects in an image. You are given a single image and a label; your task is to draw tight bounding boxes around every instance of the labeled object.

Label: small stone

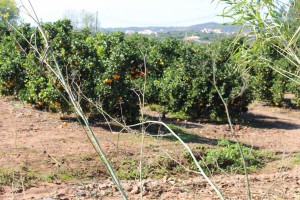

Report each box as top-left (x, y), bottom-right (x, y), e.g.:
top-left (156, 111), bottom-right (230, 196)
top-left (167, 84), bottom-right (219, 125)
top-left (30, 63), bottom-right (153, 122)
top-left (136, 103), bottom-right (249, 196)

top-left (87, 183), bottom-right (95, 189)
top-left (124, 184), bottom-right (133, 192)
top-left (163, 176), bottom-right (168, 183)
top-left (178, 192), bottom-right (188, 198)
top-left (99, 190), bottom-right (107, 196)
top-left (42, 198), bottom-right (54, 200)
top-left (169, 180), bottom-right (176, 185)
top-left (142, 189), bottom-right (149, 196)
top-left (78, 186), bottom-right (85, 190)
top-left (54, 180), bottom-right (62, 185)
top-left (234, 125), bottom-right (241, 131)
top-left (172, 187), bottom-right (184, 193)
top-left (77, 191), bottom-right (86, 197)
top-left (150, 180), bottom-right (159, 188)
top-left (91, 190), bottom-right (97, 197)
top-left (136, 181), bottom-right (149, 190)
top-left (12, 187), bottom-right (22, 193)
top-left (131, 186), bottom-right (140, 194)
top-left (56, 188), bottom-right (69, 197)
top-left (59, 197), bottom-right (69, 200)
top-left (155, 189), bottom-right (163, 197)
top-left (98, 183), bottom-right (109, 190)
top-left (112, 185), bottom-right (118, 191)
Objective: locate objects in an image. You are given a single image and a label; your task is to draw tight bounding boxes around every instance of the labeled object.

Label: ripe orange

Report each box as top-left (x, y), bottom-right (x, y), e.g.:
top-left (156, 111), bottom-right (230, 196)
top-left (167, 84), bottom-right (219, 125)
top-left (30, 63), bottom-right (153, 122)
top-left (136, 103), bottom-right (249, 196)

top-left (113, 75), bottom-right (120, 79)
top-left (104, 79), bottom-right (112, 84)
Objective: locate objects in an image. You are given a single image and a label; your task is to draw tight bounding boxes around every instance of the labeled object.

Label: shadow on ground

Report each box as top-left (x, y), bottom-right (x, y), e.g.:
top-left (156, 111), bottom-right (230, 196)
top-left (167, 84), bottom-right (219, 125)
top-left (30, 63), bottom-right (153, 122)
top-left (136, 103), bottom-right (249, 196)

top-left (59, 111), bottom-right (267, 149)
top-left (240, 113), bottom-right (300, 130)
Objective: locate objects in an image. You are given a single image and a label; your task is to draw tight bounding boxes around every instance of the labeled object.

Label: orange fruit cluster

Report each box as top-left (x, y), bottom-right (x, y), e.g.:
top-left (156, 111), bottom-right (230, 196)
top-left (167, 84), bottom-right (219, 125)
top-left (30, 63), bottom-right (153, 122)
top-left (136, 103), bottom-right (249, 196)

top-left (113, 74), bottom-right (120, 79)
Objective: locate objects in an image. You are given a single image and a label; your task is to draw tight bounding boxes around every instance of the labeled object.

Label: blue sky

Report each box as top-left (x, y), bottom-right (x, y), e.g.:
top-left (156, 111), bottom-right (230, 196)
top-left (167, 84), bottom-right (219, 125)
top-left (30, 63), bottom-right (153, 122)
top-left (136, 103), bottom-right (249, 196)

top-left (19, 0), bottom-right (229, 27)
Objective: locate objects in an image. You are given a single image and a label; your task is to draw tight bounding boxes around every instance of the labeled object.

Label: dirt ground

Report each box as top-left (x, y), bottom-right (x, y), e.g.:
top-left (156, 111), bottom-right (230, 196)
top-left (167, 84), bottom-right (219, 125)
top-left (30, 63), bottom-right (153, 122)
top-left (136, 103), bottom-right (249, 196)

top-left (0, 96), bottom-right (299, 200)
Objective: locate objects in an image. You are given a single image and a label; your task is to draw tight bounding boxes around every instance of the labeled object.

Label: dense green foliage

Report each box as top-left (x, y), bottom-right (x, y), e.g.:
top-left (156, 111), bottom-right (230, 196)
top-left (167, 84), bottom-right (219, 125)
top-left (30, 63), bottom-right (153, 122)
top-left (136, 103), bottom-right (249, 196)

top-left (0, 19), bottom-right (298, 123)
top-left (248, 44), bottom-right (299, 106)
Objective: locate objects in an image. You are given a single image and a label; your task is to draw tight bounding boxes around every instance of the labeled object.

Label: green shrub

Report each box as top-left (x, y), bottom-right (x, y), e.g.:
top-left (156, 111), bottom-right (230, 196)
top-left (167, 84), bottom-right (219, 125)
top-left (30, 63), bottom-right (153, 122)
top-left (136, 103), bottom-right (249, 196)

top-left (0, 27), bottom-right (26, 96)
top-left (155, 38), bottom-right (252, 120)
top-left (291, 153), bottom-right (300, 164)
top-left (116, 159), bottom-right (143, 179)
top-left (183, 140), bottom-right (272, 174)
top-left (249, 43), bottom-right (299, 107)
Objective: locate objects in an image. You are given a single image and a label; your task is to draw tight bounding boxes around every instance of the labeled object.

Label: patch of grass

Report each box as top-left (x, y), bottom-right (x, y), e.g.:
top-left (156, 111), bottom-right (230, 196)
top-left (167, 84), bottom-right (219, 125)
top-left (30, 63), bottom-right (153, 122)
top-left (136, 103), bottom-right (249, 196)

top-left (57, 171), bottom-right (73, 181)
top-left (39, 173), bottom-right (56, 182)
top-left (0, 168), bottom-right (42, 189)
top-left (170, 111), bottom-right (189, 120)
top-left (155, 156), bottom-right (179, 171)
top-left (148, 104), bottom-right (164, 113)
top-left (114, 155), bottom-right (186, 180)
top-left (291, 153), bottom-right (300, 164)
top-left (80, 153), bottom-right (94, 161)
top-left (145, 156), bottom-right (185, 178)
top-left (116, 158), bottom-right (146, 179)
top-left (0, 160), bottom-right (106, 187)
top-left (111, 140), bottom-right (274, 180)
top-left (0, 167), bottom-right (59, 188)
top-left (182, 140), bottom-right (274, 174)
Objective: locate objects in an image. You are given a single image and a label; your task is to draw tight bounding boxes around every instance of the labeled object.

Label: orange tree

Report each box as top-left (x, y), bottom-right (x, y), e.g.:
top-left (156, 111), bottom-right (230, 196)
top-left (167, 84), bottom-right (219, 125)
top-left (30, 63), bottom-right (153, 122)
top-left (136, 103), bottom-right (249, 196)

top-left (247, 41), bottom-right (297, 107)
top-left (91, 32), bottom-right (153, 123)
top-left (16, 20), bottom-right (101, 112)
top-left (16, 20), bottom-right (73, 111)
top-left (154, 38), bottom-right (252, 120)
top-left (0, 23), bottom-right (27, 96)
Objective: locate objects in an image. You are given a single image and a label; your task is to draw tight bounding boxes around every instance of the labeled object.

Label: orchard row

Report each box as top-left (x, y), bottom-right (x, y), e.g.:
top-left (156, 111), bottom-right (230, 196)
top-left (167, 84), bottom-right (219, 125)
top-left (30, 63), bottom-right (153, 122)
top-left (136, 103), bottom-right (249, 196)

top-left (0, 20), bottom-right (298, 123)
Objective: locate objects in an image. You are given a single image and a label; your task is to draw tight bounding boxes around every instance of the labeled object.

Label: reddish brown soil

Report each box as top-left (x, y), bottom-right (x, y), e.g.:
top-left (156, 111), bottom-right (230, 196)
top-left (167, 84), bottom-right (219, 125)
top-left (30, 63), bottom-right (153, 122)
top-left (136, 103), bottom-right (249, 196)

top-left (0, 97), bottom-right (299, 199)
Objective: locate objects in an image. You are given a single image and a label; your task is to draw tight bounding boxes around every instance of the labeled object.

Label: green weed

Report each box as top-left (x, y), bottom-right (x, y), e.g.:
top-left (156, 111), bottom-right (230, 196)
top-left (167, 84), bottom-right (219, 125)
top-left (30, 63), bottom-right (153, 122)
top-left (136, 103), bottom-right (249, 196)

top-left (291, 153), bottom-right (300, 164)
top-left (148, 104), bottom-right (164, 113)
top-left (116, 159), bottom-right (144, 180)
top-left (182, 140), bottom-right (274, 174)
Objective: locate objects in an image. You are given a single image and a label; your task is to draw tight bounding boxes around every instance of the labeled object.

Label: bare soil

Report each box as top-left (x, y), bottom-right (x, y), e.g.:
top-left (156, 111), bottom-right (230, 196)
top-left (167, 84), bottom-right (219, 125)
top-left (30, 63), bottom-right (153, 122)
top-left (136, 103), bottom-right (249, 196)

top-left (0, 97), bottom-right (299, 199)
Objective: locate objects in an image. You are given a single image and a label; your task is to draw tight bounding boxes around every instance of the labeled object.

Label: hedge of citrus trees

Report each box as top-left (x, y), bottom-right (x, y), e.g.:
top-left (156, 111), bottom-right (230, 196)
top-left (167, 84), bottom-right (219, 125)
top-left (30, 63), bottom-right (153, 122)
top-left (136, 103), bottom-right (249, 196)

top-left (249, 47), bottom-right (300, 107)
top-left (0, 19), bottom-right (298, 123)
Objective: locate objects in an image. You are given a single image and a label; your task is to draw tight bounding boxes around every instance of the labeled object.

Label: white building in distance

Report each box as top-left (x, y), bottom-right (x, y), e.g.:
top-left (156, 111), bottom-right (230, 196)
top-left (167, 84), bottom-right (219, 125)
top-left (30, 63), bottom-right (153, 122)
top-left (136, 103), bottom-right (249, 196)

top-left (125, 30), bottom-right (135, 35)
top-left (183, 36), bottom-right (201, 42)
top-left (138, 29), bottom-right (157, 36)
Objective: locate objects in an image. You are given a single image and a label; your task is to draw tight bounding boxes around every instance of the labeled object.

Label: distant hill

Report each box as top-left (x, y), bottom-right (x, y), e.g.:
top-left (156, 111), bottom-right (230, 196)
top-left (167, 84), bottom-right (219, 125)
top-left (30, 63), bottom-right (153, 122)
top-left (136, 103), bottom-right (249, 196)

top-left (100, 22), bottom-right (242, 33)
